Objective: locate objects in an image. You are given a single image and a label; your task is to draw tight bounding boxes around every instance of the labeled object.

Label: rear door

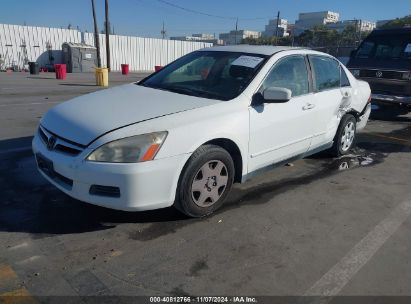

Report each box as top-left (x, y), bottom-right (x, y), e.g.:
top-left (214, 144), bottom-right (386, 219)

top-left (308, 55), bottom-right (352, 149)
top-left (248, 55), bottom-right (316, 173)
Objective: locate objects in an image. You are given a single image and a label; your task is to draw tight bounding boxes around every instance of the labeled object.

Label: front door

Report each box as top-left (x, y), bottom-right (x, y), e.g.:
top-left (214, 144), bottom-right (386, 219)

top-left (248, 55), bottom-right (316, 173)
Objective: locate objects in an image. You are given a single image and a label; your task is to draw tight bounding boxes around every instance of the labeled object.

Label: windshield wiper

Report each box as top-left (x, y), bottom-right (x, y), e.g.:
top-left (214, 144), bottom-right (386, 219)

top-left (161, 86), bottom-right (224, 100)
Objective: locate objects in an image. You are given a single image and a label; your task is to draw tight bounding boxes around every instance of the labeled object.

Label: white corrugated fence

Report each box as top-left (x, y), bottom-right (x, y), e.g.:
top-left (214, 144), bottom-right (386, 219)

top-left (0, 23), bottom-right (212, 72)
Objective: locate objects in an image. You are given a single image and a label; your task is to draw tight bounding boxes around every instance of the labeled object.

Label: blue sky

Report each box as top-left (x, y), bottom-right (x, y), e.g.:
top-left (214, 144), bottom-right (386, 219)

top-left (1, 0), bottom-right (409, 38)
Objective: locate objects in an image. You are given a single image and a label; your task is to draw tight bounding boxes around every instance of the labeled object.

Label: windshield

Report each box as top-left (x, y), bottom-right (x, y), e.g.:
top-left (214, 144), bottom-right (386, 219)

top-left (355, 34), bottom-right (411, 61)
top-left (138, 51), bottom-right (268, 101)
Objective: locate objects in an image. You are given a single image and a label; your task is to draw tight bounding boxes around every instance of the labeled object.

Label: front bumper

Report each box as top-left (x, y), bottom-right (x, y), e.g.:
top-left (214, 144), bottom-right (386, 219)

top-left (371, 93), bottom-right (411, 105)
top-left (32, 134), bottom-right (190, 211)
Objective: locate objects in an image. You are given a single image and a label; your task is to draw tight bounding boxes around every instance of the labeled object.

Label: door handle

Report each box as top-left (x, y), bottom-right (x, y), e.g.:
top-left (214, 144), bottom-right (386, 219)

top-left (302, 103), bottom-right (315, 110)
top-left (342, 91), bottom-right (351, 98)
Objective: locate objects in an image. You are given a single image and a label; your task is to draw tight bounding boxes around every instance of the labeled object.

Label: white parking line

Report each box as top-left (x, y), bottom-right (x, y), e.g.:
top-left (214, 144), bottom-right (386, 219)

top-left (7, 242), bottom-right (29, 250)
top-left (15, 255), bottom-right (41, 265)
top-left (305, 197), bottom-right (411, 297)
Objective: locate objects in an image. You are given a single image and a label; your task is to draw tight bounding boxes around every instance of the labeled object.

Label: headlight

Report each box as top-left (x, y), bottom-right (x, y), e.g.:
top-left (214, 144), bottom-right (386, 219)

top-left (350, 69), bottom-right (360, 77)
top-left (86, 132), bottom-right (168, 163)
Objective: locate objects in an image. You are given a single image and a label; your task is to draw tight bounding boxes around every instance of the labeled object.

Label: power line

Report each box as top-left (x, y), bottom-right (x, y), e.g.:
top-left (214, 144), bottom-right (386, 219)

top-left (155, 0), bottom-right (272, 21)
top-left (156, 0), bottom-right (234, 19)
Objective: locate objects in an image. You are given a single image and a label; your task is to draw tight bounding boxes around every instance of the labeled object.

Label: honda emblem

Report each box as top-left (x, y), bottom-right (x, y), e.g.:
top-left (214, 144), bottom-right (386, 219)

top-left (47, 136), bottom-right (56, 150)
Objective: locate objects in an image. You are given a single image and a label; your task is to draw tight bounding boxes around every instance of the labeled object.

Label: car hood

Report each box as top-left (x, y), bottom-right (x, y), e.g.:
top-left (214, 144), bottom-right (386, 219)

top-left (41, 83), bottom-right (219, 146)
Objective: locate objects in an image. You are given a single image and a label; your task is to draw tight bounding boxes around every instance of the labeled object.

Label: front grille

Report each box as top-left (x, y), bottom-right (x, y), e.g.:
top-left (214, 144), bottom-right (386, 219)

top-left (54, 144), bottom-right (82, 156)
top-left (89, 185), bottom-right (121, 198)
top-left (38, 127), bottom-right (48, 143)
top-left (369, 82), bottom-right (406, 94)
top-left (36, 153), bottom-right (73, 189)
top-left (360, 69), bottom-right (404, 80)
top-left (38, 126), bottom-right (83, 156)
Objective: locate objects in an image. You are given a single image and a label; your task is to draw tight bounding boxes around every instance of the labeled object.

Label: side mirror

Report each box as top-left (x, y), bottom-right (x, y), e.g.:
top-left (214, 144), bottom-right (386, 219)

top-left (252, 87), bottom-right (292, 106)
top-left (264, 87), bottom-right (292, 102)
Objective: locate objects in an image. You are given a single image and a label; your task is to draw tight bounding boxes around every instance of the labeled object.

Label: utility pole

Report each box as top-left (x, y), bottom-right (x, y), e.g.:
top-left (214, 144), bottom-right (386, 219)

top-left (358, 19), bottom-right (362, 45)
top-left (234, 18), bottom-right (238, 44)
top-left (91, 0), bottom-right (101, 67)
top-left (161, 22), bottom-right (166, 39)
top-left (105, 0), bottom-right (111, 71)
top-left (275, 11), bottom-right (280, 45)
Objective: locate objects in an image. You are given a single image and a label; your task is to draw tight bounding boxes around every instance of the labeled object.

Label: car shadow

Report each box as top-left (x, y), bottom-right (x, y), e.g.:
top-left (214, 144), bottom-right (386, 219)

top-left (308, 126), bottom-right (411, 160)
top-left (0, 137), bottom-right (189, 236)
top-left (0, 136), bottom-right (33, 151)
top-left (0, 124), bottom-right (409, 237)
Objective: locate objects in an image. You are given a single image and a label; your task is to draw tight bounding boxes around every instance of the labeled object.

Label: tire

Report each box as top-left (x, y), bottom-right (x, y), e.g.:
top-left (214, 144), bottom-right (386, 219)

top-left (175, 144), bottom-right (235, 217)
top-left (330, 114), bottom-right (357, 157)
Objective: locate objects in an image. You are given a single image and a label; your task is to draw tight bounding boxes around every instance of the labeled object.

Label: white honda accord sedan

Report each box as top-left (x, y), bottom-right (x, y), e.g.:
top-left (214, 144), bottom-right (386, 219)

top-left (33, 45), bottom-right (371, 217)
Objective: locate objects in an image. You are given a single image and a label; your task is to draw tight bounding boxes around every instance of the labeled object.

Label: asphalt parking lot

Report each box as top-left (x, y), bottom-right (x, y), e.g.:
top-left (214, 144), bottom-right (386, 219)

top-left (0, 72), bottom-right (410, 301)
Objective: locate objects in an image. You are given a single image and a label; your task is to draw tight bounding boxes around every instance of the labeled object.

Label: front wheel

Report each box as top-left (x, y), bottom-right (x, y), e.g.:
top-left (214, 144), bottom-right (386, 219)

top-left (330, 114), bottom-right (357, 157)
top-left (175, 144), bottom-right (235, 217)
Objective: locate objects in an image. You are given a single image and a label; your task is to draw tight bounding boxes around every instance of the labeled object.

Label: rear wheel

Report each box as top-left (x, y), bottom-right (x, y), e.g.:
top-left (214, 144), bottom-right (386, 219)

top-left (175, 145), bottom-right (234, 217)
top-left (330, 114), bottom-right (357, 157)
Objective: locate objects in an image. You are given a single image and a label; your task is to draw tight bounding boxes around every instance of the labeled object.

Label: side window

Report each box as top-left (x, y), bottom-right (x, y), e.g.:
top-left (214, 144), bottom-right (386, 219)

top-left (340, 67), bottom-right (351, 87)
top-left (310, 56), bottom-right (340, 91)
top-left (260, 56), bottom-right (309, 97)
top-left (356, 41), bottom-right (374, 58)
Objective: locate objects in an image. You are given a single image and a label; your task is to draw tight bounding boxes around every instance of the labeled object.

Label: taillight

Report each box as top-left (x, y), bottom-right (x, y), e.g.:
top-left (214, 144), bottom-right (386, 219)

top-left (367, 95), bottom-right (372, 103)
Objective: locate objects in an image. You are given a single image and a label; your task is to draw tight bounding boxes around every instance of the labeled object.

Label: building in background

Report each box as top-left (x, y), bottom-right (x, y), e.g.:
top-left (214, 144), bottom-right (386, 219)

top-left (219, 30), bottom-right (261, 45)
top-left (263, 18), bottom-right (289, 38)
top-left (286, 23), bottom-right (296, 36)
top-left (192, 33), bottom-right (215, 40)
top-left (295, 11), bottom-right (340, 35)
top-left (326, 20), bottom-right (376, 33)
top-left (170, 33), bottom-right (222, 45)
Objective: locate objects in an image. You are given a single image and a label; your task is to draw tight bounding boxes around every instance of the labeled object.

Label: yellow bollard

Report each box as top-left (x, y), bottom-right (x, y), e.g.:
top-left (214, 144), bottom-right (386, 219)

top-left (95, 67), bottom-right (109, 87)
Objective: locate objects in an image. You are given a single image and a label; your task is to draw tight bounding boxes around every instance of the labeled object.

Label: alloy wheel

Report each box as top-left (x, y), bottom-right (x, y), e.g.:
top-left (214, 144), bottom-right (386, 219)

top-left (341, 121), bottom-right (355, 152)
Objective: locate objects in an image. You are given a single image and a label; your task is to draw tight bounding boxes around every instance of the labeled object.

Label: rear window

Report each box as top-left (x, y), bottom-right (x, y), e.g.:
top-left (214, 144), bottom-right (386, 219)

top-left (355, 34), bottom-right (411, 60)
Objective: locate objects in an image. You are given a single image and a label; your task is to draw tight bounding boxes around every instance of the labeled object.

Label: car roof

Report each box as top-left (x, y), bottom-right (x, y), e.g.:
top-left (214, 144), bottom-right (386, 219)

top-left (369, 27), bottom-right (411, 36)
top-left (199, 45), bottom-right (305, 56)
